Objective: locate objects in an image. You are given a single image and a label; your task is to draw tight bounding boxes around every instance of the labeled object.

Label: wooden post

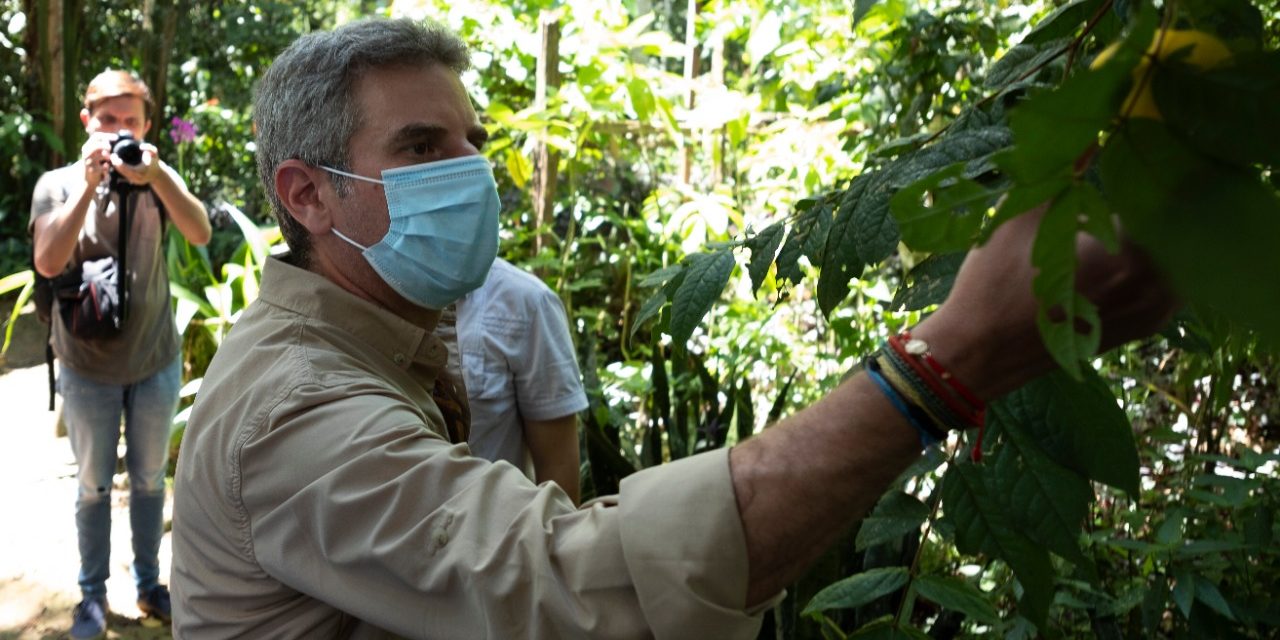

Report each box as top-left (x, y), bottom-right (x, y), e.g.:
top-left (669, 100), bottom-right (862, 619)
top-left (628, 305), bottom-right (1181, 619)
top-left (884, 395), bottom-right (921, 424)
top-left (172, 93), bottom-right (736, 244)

top-left (531, 11), bottom-right (562, 258)
top-left (680, 0), bottom-right (700, 185)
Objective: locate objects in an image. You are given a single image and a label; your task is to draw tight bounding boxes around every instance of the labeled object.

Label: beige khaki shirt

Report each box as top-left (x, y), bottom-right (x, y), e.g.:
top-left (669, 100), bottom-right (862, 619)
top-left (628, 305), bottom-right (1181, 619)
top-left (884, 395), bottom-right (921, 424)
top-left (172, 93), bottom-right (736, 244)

top-left (171, 256), bottom-right (765, 639)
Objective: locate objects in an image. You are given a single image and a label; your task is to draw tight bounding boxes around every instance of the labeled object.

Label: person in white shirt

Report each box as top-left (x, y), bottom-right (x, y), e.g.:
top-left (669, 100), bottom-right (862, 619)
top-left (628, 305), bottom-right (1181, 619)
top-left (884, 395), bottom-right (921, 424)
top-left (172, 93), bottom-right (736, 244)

top-left (438, 258), bottom-right (588, 503)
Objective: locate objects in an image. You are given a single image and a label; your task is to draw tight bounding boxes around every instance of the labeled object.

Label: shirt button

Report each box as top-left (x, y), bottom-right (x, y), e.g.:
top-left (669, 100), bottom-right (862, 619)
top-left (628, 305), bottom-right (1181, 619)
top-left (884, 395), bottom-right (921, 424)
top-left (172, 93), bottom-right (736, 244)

top-left (393, 353), bottom-right (407, 365)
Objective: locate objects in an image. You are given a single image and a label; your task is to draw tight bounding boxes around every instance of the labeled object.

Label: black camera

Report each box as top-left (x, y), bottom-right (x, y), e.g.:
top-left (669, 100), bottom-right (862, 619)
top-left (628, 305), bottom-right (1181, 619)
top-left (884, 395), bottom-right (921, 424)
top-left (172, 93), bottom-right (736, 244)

top-left (112, 130), bottom-right (144, 166)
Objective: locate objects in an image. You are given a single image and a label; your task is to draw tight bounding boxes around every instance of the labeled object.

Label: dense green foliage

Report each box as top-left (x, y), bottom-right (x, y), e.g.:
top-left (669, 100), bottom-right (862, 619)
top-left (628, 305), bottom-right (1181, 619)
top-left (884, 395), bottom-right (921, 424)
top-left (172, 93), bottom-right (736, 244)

top-left (2, 0), bottom-right (1278, 637)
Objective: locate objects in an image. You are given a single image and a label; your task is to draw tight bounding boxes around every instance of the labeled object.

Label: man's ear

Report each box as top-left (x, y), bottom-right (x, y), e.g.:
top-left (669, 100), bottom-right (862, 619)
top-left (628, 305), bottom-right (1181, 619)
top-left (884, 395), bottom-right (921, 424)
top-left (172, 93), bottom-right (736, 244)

top-left (80, 108), bottom-right (91, 128)
top-left (275, 160), bottom-right (334, 235)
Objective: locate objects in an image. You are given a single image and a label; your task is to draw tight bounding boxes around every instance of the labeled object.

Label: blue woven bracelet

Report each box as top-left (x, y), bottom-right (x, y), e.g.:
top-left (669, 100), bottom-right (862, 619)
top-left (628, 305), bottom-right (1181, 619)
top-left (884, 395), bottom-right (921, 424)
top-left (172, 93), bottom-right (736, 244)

top-left (865, 360), bottom-right (940, 448)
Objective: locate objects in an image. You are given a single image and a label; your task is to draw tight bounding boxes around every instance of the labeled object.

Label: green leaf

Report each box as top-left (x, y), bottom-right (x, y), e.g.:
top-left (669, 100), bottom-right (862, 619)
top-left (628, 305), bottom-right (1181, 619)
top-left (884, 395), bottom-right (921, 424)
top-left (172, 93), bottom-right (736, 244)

top-left (744, 221), bottom-right (785, 296)
top-left (984, 37), bottom-right (1072, 89)
top-left (637, 264), bottom-right (684, 289)
top-left (848, 618), bottom-right (932, 640)
top-left (891, 252), bottom-right (966, 312)
top-left (1172, 570), bottom-right (1195, 618)
top-left (820, 127), bottom-right (1012, 315)
top-left (631, 289), bottom-right (668, 339)
top-left (1194, 579), bottom-right (1237, 621)
top-left (669, 251), bottom-right (735, 348)
top-left (1030, 186), bottom-right (1104, 377)
top-left (1005, 9), bottom-right (1155, 182)
top-left (168, 282), bottom-right (218, 320)
top-left (775, 195), bottom-right (834, 286)
top-left (997, 369), bottom-right (1140, 494)
top-left (504, 148), bottom-right (532, 189)
top-left (853, 0), bottom-right (881, 26)
top-left (219, 202), bottom-right (268, 268)
top-left (0, 270), bottom-right (33, 295)
top-left (1154, 52), bottom-right (1280, 167)
top-left (986, 405), bottom-right (1093, 568)
top-left (1155, 508), bottom-right (1187, 545)
top-left (1179, 0), bottom-right (1265, 48)
top-left (803, 567), bottom-right (910, 615)
top-left (1100, 120), bottom-right (1280, 342)
top-left (942, 463), bottom-right (1054, 626)
top-left (626, 77), bottom-right (656, 121)
top-left (1175, 540), bottom-right (1250, 556)
top-left (914, 574), bottom-right (1000, 624)
top-left (856, 490), bottom-right (930, 551)
top-left (1021, 0), bottom-right (1105, 45)
top-left (891, 162), bottom-right (993, 253)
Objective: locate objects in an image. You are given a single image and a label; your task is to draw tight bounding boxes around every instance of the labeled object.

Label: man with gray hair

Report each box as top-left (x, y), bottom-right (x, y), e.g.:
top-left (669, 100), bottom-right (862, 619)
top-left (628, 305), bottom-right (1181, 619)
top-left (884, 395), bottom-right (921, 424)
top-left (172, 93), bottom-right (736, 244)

top-left (171, 17), bottom-right (1174, 639)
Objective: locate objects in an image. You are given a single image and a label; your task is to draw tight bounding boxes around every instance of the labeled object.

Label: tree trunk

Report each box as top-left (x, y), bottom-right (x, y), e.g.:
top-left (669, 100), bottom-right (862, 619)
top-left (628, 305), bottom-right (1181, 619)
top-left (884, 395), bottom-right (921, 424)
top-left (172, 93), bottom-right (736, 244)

top-left (142, 0), bottom-right (184, 131)
top-left (531, 11), bottom-right (562, 260)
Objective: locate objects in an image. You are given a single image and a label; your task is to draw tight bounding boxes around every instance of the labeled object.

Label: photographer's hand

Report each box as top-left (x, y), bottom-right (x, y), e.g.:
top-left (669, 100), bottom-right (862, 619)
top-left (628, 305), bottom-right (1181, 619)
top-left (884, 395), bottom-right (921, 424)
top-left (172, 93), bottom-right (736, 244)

top-left (110, 143), bottom-right (162, 186)
top-left (126, 144), bottom-right (213, 246)
top-left (80, 132), bottom-right (113, 189)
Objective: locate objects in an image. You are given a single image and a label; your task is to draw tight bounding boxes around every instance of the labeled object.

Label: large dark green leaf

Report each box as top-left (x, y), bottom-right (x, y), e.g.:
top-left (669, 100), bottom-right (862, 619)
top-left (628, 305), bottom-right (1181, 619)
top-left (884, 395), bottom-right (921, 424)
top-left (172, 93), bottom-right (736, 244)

top-left (1005, 9), bottom-right (1155, 183)
top-left (817, 176), bottom-right (872, 316)
top-left (1030, 186), bottom-right (1104, 378)
top-left (669, 250), bottom-right (735, 348)
top-left (891, 162), bottom-right (994, 254)
top-left (803, 567), bottom-right (910, 615)
top-left (1100, 120), bottom-right (1280, 342)
top-left (856, 490), bottom-right (930, 551)
top-left (631, 268), bottom-right (684, 339)
top-left (775, 196), bottom-right (834, 286)
top-left (942, 463), bottom-right (1054, 626)
top-left (744, 221), bottom-right (786, 297)
top-left (997, 369), bottom-right (1140, 494)
top-left (819, 127), bottom-right (1012, 315)
top-left (1021, 0), bottom-right (1106, 46)
top-left (853, 0), bottom-right (880, 26)
top-left (891, 252), bottom-right (966, 312)
top-left (984, 37), bottom-right (1072, 89)
top-left (1154, 53), bottom-right (1280, 167)
top-left (1179, 0), bottom-right (1265, 48)
top-left (913, 574), bottom-right (1000, 624)
top-left (986, 404), bottom-right (1092, 568)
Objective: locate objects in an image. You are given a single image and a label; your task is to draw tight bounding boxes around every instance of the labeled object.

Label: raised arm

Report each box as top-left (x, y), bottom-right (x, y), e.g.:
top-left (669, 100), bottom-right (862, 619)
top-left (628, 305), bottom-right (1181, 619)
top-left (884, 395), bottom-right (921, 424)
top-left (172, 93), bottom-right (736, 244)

top-left (730, 208), bottom-right (1176, 605)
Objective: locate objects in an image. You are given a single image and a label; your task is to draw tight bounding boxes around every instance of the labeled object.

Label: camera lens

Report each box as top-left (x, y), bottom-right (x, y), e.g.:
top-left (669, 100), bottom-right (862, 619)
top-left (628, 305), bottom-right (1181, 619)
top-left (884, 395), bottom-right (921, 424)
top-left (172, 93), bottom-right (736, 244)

top-left (112, 130), bottom-right (144, 166)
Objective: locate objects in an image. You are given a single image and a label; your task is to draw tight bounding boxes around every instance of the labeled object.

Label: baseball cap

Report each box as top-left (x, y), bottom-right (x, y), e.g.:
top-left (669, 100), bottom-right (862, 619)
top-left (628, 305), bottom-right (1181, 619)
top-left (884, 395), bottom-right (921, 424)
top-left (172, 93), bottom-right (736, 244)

top-left (83, 69), bottom-right (153, 111)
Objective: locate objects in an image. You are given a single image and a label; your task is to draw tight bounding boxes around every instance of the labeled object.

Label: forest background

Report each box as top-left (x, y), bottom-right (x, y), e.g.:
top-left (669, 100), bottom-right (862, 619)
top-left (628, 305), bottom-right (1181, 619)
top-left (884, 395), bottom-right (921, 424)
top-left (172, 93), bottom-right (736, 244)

top-left (1, 0), bottom-right (1278, 638)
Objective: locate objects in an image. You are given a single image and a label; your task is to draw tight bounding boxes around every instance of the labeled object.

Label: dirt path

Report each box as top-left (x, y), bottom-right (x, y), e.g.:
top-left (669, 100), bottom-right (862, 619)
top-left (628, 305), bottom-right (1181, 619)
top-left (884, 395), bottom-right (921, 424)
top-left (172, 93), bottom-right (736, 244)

top-left (0, 304), bottom-right (172, 640)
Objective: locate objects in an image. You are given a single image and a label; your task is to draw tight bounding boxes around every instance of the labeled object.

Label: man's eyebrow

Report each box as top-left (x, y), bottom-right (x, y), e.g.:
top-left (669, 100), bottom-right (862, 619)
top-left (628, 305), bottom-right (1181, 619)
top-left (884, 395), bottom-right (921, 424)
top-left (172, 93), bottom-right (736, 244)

top-left (387, 123), bottom-right (447, 148)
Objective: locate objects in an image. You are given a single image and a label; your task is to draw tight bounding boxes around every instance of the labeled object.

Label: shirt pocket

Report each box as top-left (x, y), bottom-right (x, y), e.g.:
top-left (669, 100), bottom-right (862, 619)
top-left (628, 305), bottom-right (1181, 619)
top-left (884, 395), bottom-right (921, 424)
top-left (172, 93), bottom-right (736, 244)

top-left (460, 345), bottom-right (510, 402)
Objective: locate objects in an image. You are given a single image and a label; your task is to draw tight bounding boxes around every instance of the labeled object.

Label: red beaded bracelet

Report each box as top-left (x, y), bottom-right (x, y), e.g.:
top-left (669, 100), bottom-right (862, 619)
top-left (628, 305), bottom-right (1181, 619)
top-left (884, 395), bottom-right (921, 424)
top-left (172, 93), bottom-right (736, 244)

top-left (891, 332), bottom-right (989, 462)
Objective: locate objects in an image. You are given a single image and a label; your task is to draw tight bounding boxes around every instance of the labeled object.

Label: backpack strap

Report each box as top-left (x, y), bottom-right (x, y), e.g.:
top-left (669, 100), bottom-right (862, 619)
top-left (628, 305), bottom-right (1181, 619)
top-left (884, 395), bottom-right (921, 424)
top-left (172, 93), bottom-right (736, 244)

top-left (45, 322), bottom-right (55, 411)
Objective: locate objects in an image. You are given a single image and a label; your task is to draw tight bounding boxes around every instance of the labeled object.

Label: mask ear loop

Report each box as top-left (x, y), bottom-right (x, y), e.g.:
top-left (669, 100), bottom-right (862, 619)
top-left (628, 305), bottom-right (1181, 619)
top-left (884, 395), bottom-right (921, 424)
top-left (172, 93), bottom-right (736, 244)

top-left (331, 227), bottom-right (369, 251)
top-left (320, 165), bottom-right (384, 184)
top-left (319, 166), bottom-right (382, 251)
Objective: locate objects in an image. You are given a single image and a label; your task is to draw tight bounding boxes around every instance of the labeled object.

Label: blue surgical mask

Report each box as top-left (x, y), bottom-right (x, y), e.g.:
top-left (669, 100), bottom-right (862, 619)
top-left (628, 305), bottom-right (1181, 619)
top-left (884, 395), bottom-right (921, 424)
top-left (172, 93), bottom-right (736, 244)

top-left (323, 155), bottom-right (500, 310)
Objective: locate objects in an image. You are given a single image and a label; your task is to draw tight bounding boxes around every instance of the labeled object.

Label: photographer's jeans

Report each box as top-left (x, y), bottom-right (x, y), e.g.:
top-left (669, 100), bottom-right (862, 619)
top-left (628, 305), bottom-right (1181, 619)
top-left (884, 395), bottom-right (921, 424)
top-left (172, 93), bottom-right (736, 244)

top-left (60, 358), bottom-right (180, 600)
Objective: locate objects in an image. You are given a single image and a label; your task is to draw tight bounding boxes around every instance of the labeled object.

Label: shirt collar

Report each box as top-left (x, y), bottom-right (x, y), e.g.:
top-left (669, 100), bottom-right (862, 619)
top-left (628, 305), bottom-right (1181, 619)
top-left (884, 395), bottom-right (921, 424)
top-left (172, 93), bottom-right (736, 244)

top-left (256, 255), bottom-right (448, 371)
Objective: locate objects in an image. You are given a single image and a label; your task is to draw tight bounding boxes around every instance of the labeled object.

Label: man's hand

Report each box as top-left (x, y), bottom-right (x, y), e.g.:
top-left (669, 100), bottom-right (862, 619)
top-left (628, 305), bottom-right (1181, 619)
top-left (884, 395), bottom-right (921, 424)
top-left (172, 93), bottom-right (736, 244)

top-left (80, 132), bottom-right (114, 189)
top-left (110, 142), bottom-right (164, 186)
top-left (915, 206), bottom-right (1179, 402)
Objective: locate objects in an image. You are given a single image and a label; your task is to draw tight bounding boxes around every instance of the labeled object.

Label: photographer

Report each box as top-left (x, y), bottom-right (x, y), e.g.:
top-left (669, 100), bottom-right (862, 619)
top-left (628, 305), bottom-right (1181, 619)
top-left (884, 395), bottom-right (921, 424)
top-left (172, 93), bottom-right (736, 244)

top-left (29, 69), bottom-right (210, 638)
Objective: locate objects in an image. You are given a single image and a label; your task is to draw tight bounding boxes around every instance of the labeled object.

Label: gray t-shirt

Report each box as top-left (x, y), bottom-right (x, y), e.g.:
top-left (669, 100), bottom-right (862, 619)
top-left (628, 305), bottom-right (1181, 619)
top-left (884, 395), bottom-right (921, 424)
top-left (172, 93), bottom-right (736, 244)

top-left (29, 163), bottom-right (180, 384)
